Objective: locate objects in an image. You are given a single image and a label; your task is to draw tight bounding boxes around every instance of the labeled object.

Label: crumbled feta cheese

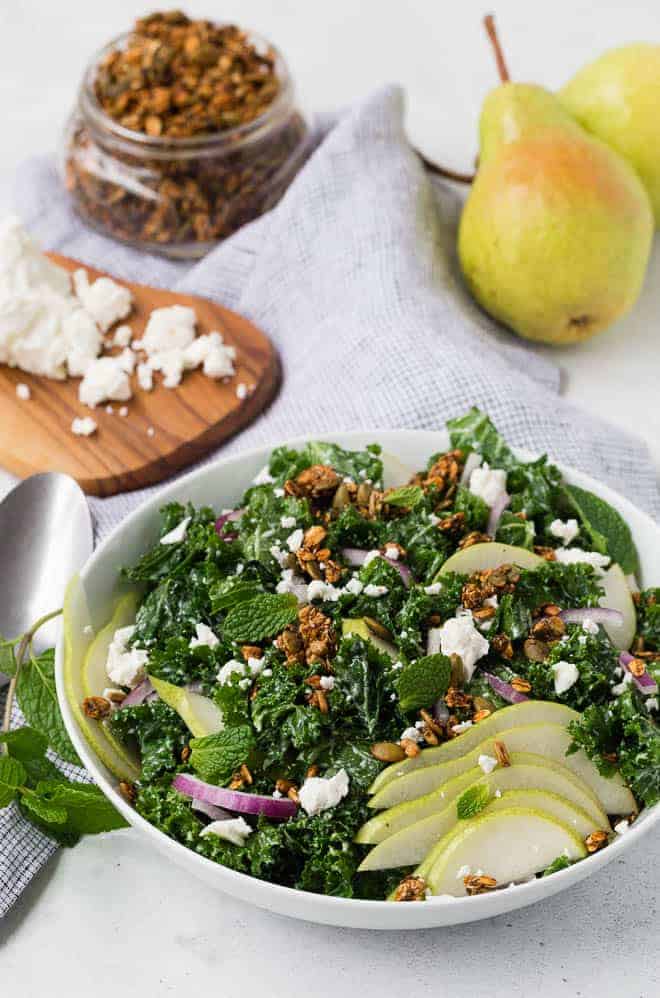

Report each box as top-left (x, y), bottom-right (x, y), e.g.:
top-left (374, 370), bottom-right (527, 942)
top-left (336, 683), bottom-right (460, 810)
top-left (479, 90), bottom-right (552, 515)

top-left (118, 346), bottom-right (136, 374)
top-left (437, 612), bottom-right (489, 680)
top-left (119, 405), bottom-right (128, 417)
top-left (159, 515), bottom-right (191, 545)
top-left (262, 668), bottom-right (272, 677)
top-left (151, 348), bottom-right (185, 388)
top-left (424, 582), bottom-right (442, 596)
top-left (138, 305), bottom-right (196, 354)
top-left (238, 677), bottom-right (252, 690)
top-left (428, 513), bottom-right (440, 526)
top-left (236, 382), bottom-right (248, 400)
top-left (280, 515), bottom-right (296, 529)
top-left (307, 579), bottom-right (341, 602)
top-left (400, 726), bottom-right (423, 743)
top-left (612, 672), bottom-right (634, 696)
top-left (106, 625), bottom-right (148, 688)
top-left (136, 361), bottom-right (153, 392)
top-left (71, 416), bottom-right (98, 437)
top-left (298, 769), bottom-right (349, 816)
top-left (478, 754), bottom-right (498, 774)
top-left (452, 720), bottom-right (473, 734)
top-left (344, 577), bottom-right (364, 596)
top-left (613, 819), bottom-right (630, 836)
top-left (200, 816), bottom-right (253, 846)
top-left (73, 269), bottom-right (132, 332)
top-left (203, 344), bottom-right (236, 379)
top-left (15, 382), bottom-right (30, 400)
top-left (253, 465), bottom-right (274, 486)
top-left (286, 528), bottom-right (304, 552)
top-left (247, 657), bottom-right (264, 677)
top-left (469, 462), bottom-right (507, 507)
top-left (112, 324), bottom-right (132, 348)
top-left (319, 676), bottom-right (335, 691)
top-left (189, 622), bottom-right (220, 650)
top-left (272, 789), bottom-right (283, 799)
top-left (494, 789), bottom-right (502, 798)
top-left (273, 487), bottom-right (285, 498)
top-left (364, 584), bottom-right (388, 597)
top-left (582, 617), bottom-right (599, 635)
top-left (275, 568), bottom-right (309, 603)
top-left (551, 659), bottom-right (579, 695)
top-left (383, 544), bottom-right (399, 560)
top-left (147, 426), bottom-right (155, 438)
top-left (645, 697), bottom-right (658, 713)
top-left (79, 356), bottom-right (132, 408)
top-left (270, 545), bottom-right (288, 567)
top-left (217, 658), bottom-right (246, 685)
top-left (549, 518), bottom-right (580, 546)
top-left (105, 405), bottom-right (114, 414)
top-left (554, 547), bottom-right (610, 573)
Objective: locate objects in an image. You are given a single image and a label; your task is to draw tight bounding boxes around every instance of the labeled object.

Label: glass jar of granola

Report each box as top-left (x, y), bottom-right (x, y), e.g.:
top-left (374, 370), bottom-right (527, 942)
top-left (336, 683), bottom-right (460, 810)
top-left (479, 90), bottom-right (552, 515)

top-left (60, 14), bottom-right (310, 259)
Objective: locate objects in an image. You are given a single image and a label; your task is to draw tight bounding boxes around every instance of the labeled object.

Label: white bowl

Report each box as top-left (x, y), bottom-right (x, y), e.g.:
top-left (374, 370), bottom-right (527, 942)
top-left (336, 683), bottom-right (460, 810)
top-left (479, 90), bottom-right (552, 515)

top-left (55, 430), bottom-right (660, 929)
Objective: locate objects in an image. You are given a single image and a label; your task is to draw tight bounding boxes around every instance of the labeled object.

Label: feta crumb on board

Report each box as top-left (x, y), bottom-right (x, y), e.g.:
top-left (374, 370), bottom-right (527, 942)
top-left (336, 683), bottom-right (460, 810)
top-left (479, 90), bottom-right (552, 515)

top-left (73, 269), bottom-right (133, 332)
top-left (15, 382), bottom-right (30, 400)
top-left (112, 324), bottom-right (132, 348)
top-left (71, 416), bottom-right (98, 437)
top-left (298, 769), bottom-right (349, 816)
top-left (236, 382), bottom-right (248, 399)
top-left (79, 356), bottom-right (132, 408)
top-left (118, 405), bottom-right (128, 417)
top-left (137, 362), bottom-right (153, 392)
top-left (134, 304), bottom-right (197, 354)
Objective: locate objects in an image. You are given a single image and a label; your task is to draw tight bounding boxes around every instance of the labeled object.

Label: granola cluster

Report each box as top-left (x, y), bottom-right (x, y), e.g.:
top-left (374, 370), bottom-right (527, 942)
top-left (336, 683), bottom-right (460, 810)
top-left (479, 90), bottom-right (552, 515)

top-left (276, 605), bottom-right (337, 668)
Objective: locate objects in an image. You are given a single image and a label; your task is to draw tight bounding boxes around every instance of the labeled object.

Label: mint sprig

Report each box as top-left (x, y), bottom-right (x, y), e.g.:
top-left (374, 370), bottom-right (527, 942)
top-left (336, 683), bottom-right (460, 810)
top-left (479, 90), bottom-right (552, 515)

top-left (396, 653), bottom-right (451, 712)
top-left (456, 782), bottom-right (491, 820)
top-left (223, 593), bottom-right (299, 643)
top-left (384, 485), bottom-right (424, 510)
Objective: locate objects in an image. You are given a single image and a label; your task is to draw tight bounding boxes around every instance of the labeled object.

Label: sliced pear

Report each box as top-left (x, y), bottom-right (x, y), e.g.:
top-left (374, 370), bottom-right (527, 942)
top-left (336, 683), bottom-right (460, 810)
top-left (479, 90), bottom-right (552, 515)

top-left (82, 592), bottom-right (141, 772)
top-left (370, 722), bottom-right (636, 815)
top-left (599, 563), bottom-right (636, 651)
top-left (149, 675), bottom-right (223, 737)
top-left (360, 786), bottom-right (599, 872)
top-left (439, 542), bottom-right (542, 576)
top-left (341, 618), bottom-right (397, 659)
top-left (62, 577), bottom-right (140, 782)
top-left (369, 700), bottom-right (580, 795)
top-left (424, 807), bottom-right (587, 897)
top-left (358, 751), bottom-right (607, 846)
top-left (381, 452), bottom-right (415, 489)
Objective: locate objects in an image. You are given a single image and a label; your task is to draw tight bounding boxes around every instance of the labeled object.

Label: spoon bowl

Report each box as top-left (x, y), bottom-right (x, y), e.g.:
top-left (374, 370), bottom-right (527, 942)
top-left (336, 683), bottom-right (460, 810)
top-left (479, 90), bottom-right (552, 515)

top-left (0, 472), bottom-right (93, 663)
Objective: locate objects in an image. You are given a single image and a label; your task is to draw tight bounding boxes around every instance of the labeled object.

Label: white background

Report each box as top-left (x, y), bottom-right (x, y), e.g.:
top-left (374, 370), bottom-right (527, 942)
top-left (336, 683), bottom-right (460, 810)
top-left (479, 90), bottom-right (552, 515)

top-left (1, 2), bottom-right (659, 995)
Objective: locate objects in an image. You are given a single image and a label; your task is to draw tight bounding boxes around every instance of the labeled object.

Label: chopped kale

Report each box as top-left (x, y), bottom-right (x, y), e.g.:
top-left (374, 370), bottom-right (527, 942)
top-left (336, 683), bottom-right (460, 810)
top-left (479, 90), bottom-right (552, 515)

top-left (110, 701), bottom-right (189, 782)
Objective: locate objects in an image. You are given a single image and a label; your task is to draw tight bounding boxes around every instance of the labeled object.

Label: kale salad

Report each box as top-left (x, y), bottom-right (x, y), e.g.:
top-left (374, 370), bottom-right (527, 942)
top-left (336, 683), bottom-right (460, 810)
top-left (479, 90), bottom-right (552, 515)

top-left (80, 409), bottom-right (660, 902)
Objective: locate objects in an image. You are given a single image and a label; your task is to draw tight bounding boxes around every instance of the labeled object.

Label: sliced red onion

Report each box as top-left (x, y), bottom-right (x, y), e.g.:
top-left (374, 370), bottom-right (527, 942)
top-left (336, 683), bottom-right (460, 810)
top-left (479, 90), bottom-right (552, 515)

top-left (172, 773), bottom-right (297, 820)
top-left (215, 508), bottom-right (244, 535)
top-left (341, 547), bottom-right (369, 566)
top-left (561, 607), bottom-right (624, 627)
top-left (192, 798), bottom-right (234, 822)
top-left (487, 491), bottom-right (510, 537)
top-left (619, 652), bottom-right (658, 695)
top-left (340, 547), bottom-right (411, 587)
top-left (483, 671), bottom-right (529, 704)
top-left (460, 451), bottom-right (482, 486)
top-left (118, 678), bottom-right (155, 708)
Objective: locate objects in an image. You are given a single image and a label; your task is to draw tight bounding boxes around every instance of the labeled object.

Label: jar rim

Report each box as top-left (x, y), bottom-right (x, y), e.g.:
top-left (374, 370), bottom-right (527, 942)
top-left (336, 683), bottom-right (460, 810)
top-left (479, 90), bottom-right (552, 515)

top-left (78, 27), bottom-right (296, 153)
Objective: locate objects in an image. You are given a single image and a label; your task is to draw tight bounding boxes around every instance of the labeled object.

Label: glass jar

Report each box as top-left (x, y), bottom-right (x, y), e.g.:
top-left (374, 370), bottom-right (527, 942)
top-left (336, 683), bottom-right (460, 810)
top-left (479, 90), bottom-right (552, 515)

top-left (60, 31), bottom-right (310, 259)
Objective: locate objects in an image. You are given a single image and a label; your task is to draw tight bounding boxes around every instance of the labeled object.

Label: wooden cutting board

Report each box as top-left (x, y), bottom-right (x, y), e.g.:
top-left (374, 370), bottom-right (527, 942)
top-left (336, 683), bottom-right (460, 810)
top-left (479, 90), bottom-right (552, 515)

top-left (0, 254), bottom-right (280, 497)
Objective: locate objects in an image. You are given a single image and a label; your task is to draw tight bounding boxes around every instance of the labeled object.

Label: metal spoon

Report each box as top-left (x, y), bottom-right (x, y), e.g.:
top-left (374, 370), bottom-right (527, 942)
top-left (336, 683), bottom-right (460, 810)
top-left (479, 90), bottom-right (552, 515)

top-left (0, 473), bottom-right (93, 684)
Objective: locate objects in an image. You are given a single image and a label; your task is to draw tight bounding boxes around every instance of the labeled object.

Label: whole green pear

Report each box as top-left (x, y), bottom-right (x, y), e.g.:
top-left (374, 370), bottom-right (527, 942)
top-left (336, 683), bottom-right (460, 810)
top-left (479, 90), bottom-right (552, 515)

top-left (458, 84), bottom-right (653, 345)
top-left (560, 45), bottom-right (660, 225)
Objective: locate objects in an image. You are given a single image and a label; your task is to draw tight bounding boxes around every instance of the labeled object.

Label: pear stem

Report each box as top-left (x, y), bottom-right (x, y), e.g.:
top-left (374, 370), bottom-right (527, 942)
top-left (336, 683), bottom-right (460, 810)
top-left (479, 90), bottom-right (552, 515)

top-left (416, 150), bottom-right (474, 184)
top-left (484, 14), bottom-right (510, 83)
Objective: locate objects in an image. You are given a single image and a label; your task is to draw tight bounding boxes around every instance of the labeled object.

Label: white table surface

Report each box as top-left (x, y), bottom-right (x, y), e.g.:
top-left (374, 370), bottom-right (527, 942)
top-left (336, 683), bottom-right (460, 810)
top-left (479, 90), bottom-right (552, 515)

top-left (1, 1), bottom-right (659, 994)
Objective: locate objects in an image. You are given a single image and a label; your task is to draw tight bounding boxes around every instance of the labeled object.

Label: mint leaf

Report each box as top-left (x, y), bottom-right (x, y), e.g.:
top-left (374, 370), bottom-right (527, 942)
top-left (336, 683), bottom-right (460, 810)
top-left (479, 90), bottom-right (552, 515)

top-left (34, 780), bottom-right (128, 835)
top-left (15, 648), bottom-right (81, 765)
top-left (0, 637), bottom-right (17, 677)
top-left (223, 593), bottom-right (298, 643)
top-left (396, 653), bottom-right (451, 712)
top-left (456, 782), bottom-right (490, 820)
top-left (210, 579), bottom-right (263, 613)
top-left (21, 792), bottom-right (68, 826)
top-left (0, 756), bottom-right (26, 807)
top-left (542, 854), bottom-right (573, 877)
top-left (0, 727), bottom-right (62, 786)
top-left (384, 486), bottom-right (424, 510)
top-left (566, 484), bottom-right (639, 575)
top-left (189, 725), bottom-right (256, 785)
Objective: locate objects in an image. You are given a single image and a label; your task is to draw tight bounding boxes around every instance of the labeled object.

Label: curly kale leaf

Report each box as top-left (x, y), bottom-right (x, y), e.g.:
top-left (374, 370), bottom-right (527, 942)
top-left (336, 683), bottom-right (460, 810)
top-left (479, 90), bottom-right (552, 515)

top-left (332, 635), bottom-right (400, 740)
top-left (110, 701), bottom-right (189, 781)
top-left (237, 487), bottom-right (311, 571)
top-left (447, 408), bottom-right (517, 469)
top-left (250, 661), bottom-right (331, 773)
top-left (386, 510), bottom-right (450, 584)
top-left (147, 636), bottom-right (226, 693)
top-left (635, 589), bottom-right (660, 650)
top-left (525, 628), bottom-right (617, 711)
top-left (326, 503), bottom-right (386, 551)
top-left (131, 562), bottom-right (223, 649)
top-left (123, 503), bottom-right (230, 584)
top-left (568, 690), bottom-right (660, 807)
top-left (452, 486), bottom-right (489, 533)
top-left (268, 441), bottom-right (383, 488)
top-left (496, 511), bottom-right (535, 550)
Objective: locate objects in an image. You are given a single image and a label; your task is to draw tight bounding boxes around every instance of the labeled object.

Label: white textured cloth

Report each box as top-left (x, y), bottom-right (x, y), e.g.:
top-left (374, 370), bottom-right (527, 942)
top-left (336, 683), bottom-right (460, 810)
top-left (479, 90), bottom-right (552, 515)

top-left (1, 85), bottom-right (658, 917)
